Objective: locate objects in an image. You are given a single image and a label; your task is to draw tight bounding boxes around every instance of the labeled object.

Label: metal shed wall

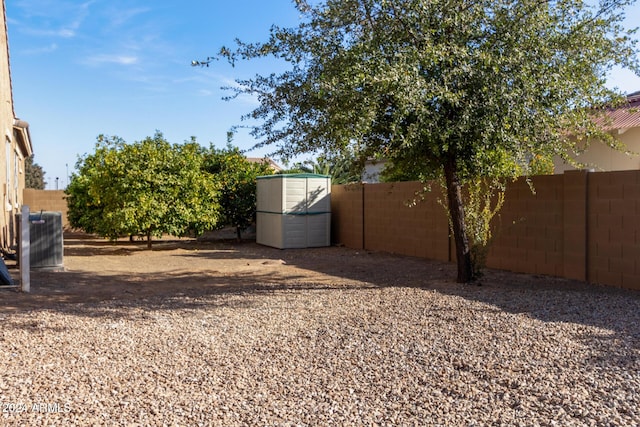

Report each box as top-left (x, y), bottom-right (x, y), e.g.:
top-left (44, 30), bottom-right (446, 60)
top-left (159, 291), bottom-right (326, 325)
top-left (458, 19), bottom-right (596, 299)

top-left (256, 174), bottom-right (331, 249)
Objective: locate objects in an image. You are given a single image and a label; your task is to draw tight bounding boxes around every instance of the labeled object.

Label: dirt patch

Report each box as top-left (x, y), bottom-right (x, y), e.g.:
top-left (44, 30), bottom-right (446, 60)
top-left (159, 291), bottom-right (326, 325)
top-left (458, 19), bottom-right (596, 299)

top-left (0, 233), bottom-right (634, 310)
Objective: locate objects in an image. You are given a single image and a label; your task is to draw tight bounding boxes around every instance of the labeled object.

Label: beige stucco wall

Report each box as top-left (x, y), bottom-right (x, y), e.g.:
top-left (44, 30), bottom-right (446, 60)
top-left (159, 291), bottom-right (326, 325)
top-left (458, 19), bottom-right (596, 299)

top-left (554, 127), bottom-right (640, 173)
top-left (0, 4), bottom-right (13, 251)
top-left (0, 2), bottom-right (30, 251)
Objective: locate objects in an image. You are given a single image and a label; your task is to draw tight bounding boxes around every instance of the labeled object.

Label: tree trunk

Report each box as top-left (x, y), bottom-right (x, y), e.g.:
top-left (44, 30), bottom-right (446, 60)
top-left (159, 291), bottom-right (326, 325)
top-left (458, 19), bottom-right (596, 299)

top-left (146, 231), bottom-right (153, 249)
top-left (236, 225), bottom-right (242, 242)
top-left (443, 156), bottom-right (473, 283)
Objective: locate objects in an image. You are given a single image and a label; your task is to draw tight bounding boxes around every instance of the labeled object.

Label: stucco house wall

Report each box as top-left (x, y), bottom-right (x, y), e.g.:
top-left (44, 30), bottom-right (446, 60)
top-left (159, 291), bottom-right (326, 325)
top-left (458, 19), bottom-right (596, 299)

top-left (362, 159), bottom-right (387, 183)
top-left (554, 91), bottom-right (640, 173)
top-left (0, 1), bottom-right (33, 252)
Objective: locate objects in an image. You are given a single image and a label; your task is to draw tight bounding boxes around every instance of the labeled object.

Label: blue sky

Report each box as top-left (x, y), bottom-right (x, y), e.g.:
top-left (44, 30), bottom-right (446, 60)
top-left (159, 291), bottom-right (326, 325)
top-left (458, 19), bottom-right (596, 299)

top-left (7, 0), bottom-right (301, 189)
top-left (6, 0), bottom-right (640, 189)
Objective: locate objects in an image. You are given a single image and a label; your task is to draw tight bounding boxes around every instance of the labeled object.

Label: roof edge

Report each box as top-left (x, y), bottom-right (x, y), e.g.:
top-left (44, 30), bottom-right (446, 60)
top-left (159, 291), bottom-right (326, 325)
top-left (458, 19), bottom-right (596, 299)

top-left (13, 118), bottom-right (33, 157)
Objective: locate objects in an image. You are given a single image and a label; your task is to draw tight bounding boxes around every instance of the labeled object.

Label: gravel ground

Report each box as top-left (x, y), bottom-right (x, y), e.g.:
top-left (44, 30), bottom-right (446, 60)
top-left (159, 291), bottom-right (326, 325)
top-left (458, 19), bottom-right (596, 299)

top-left (0, 238), bottom-right (639, 426)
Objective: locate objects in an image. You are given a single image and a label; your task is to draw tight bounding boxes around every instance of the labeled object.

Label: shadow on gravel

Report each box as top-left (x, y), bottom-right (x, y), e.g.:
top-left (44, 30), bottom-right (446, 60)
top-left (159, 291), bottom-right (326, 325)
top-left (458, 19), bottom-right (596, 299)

top-left (62, 237), bottom-right (250, 257)
top-left (187, 241), bottom-right (640, 368)
top-left (2, 237), bottom-right (639, 369)
top-left (0, 268), bottom-right (332, 311)
top-left (180, 242), bottom-right (457, 287)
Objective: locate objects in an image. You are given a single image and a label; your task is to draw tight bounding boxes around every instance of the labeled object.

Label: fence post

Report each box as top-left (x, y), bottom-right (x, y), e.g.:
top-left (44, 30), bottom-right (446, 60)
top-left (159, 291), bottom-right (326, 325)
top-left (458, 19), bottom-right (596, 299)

top-left (20, 205), bottom-right (30, 292)
top-left (562, 170), bottom-right (589, 281)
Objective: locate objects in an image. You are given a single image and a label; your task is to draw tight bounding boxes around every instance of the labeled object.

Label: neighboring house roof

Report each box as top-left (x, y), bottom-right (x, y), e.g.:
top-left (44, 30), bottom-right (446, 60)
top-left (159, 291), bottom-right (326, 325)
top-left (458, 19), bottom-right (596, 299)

top-left (596, 91), bottom-right (640, 132)
top-left (246, 157), bottom-right (282, 172)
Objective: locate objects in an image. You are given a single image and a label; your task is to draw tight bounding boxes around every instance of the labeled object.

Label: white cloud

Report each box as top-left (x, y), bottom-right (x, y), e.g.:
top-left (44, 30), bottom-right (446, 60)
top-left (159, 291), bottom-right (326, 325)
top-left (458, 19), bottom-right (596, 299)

top-left (215, 76), bottom-right (261, 106)
top-left (84, 54), bottom-right (139, 66)
top-left (23, 28), bottom-right (76, 38)
top-left (12, 0), bottom-right (95, 39)
top-left (184, 71), bottom-right (260, 105)
top-left (23, 43), bottom-right (58, 55)
top-left (219, 76), bottom-right (243, 89)
top-left (106, 7), bottom-right (151, 28)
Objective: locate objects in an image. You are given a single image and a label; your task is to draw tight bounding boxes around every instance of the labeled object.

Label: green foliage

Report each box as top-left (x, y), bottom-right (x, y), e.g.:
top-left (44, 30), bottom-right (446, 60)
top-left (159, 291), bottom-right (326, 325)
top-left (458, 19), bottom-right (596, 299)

top-left (24, 155), bottom-right (46, 189)
top-left (440, 178), bottom-right (506, 280)
top-left (201, 0), bottom-right (639, 282)
top-left (203, 144), bottom-right (274, 240)
top-left (65, 170), bottom-right (103, 235)
top-left (380, 157), bottom-right (438, 183)
top-left (286, 153), bottom-right (363, 184)
top-left (65, 132), bottom-right (220, 248)
top-left (528, 154), bottom-right (556, 176)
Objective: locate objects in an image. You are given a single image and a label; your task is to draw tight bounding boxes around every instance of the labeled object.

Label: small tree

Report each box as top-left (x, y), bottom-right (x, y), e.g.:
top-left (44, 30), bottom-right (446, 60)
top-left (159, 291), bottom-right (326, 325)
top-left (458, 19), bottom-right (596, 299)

top-left (66, 132), bottom-right (220, 248)
top-left (204, 144), bottom-right (274, 241)
top-left (25, 155), bottom-right (46, 189)
top-left (435, 177), bottom-right (506, 280)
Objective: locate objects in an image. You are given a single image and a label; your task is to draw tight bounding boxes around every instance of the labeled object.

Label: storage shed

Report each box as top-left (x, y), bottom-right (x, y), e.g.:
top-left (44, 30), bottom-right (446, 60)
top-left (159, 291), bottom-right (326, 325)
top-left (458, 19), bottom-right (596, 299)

top-left (256, 174), bottom-right (331, 249)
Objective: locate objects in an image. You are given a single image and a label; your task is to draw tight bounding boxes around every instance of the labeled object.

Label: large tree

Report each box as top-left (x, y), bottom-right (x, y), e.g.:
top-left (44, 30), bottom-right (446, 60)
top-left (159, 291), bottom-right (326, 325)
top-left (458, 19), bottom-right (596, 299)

top-left (198, 0), bottom-right (638, 282)
top-left (66, 132), bottom-right (220, 248)
top-left (25, 155), bottom-right (46, 189)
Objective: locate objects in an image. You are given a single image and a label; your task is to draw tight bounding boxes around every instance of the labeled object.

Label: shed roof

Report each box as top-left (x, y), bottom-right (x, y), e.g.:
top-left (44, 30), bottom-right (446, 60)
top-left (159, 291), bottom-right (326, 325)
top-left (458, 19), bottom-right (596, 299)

top-left (257, 173), bottom-right (331, 180)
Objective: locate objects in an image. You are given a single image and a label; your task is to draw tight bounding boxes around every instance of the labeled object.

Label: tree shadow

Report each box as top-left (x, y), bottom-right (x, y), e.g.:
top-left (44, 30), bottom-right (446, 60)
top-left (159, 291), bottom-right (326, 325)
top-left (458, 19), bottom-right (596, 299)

top-left (179, 242), bottom-right (455, 286)
top-left (179, 241), bottom-right (640, 369)
top-left (3, 236), bottom-right (639, 371)
top-left (62, 236), bottom-right (263, 257)
top-left (438, 269), bottom-right (640, 369)
top-left (0, 266), bottom-right (354, 316)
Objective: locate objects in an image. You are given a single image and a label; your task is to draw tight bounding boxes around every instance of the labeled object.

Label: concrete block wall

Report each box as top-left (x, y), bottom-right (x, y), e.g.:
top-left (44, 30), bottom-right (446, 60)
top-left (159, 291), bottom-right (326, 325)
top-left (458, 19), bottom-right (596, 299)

top-left (332, 181), bottom-right (450, 261)
top-left (331, 184), bottom-right (364, 249)
top-left (487, 174), bottom-right (565, 277)
top-left (363, 182), bottom-right (450, 261)
top-left (587, 171), bottom-right (640, 288)
top-left (562, 171), bottom-right (589, 281)
top-left (23, 189), bottom-right (69, 228)
top-left (333, 170), bottom-right (640, 291)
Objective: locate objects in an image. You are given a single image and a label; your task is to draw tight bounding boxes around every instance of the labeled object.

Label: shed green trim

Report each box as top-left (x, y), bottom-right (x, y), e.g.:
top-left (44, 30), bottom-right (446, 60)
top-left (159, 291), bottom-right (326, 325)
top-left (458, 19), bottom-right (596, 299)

top-left (257, 173), bottom-right (331, 180)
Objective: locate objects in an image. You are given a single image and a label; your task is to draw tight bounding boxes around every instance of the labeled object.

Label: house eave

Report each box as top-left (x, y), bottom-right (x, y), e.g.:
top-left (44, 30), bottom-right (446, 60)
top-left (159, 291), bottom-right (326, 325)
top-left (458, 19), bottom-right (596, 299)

top-left (13, 119), bottom-right (33, 157)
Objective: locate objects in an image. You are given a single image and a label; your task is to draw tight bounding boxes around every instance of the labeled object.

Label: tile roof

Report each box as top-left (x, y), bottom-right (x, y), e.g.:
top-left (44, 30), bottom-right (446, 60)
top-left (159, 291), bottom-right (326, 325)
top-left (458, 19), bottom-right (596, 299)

top-left (246, 157), bottom-right (283, 171)
top-left (598, 91), bottom-right (640, 131)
